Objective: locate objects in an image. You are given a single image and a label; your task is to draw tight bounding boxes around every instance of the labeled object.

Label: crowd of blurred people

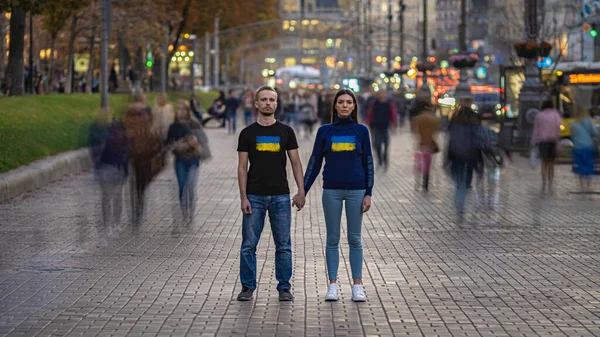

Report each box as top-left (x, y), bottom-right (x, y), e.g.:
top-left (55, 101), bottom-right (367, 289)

top-left (88, 91), bottom-right (211, 244)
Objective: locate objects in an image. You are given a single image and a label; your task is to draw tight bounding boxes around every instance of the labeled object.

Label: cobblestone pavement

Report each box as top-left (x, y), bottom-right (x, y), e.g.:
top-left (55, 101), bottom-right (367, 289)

top-left (1, 126), bottom-right (600, 337)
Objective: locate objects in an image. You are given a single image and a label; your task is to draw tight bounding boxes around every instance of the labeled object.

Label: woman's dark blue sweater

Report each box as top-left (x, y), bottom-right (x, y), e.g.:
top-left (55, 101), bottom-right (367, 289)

top-left (304, 116), bottom-right (374, 196)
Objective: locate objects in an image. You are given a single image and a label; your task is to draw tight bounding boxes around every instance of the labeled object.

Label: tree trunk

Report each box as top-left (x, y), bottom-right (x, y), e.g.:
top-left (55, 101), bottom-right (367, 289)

top-left (66, 16), bottom-right (78, 94)
top-left (167, 0), bottom-right (193, 62)
top-left (118, 32), bottom-right (130, 81)
top-left (0, 12), bottom-right (6, 94)
top-left (87, 31), bottom-right (96, 94)
top-left (8, 7), bottom-right (26, 96)
top-left (48, 34), bottom-right (57, 93)
top-left (135, 45), bottom-right (144, 91)
top-left (151, 51), bottom-right (161, 92)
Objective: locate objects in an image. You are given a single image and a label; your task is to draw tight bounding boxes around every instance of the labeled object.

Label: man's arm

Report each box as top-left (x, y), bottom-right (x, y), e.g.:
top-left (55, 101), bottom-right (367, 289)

top-left (287, 149), bottom-right (306, 210)
top-left (238, 152), bottom-right (252, 214)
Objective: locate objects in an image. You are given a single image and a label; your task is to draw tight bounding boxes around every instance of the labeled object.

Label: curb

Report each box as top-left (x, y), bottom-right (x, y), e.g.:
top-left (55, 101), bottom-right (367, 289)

top-left (0, 149), bottom-right (92, 203)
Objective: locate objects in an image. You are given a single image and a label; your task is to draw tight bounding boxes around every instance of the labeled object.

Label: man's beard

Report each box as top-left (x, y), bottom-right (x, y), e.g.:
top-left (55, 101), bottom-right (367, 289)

top-left (259, 110), bottom-right (274, 116)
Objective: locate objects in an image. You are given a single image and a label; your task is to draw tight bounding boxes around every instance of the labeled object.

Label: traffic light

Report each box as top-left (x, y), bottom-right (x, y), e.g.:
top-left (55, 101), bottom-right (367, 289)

top-left (586, 23), bottom-right (599, 37)
top-left (146, 60), bottom-right (153, 68)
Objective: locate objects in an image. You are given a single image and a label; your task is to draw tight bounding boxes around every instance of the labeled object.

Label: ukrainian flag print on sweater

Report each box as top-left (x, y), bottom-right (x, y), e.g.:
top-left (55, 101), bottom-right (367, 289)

top-left (331, 136), bottom-right (357, 152)
top-left (256, 136), bottom-right (281, 152)
top-left (304, 116), bottom-right (374, 196)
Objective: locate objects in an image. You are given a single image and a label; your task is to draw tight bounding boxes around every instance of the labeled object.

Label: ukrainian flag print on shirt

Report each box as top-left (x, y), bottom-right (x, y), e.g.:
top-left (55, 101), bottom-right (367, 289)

top-left (331, 136), bottom-right (356, 152)
top-left (256, 136), bottom-right (281, 152)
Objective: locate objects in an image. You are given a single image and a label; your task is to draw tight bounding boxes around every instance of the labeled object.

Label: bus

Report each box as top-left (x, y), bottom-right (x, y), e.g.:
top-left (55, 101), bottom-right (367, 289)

top-left (551, 62), bottom-right (600, 139)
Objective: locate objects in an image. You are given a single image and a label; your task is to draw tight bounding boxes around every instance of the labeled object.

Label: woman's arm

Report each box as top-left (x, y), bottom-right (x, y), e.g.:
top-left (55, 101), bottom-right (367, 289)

top-left (361, 126), bottom-right (374, 196)
top-left (303, 126), bottom-right (327, 195)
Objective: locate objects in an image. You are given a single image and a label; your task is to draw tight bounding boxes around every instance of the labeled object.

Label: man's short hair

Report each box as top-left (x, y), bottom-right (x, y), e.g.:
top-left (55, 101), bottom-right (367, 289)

top-left (254, 86), bottom-right (277, 102)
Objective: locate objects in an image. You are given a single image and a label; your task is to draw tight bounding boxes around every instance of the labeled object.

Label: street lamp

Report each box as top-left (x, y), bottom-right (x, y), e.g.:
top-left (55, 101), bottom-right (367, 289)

top-left (454, 0), bottom-right (472, 100)
top-left (518, 0), bottom-right (545, 134)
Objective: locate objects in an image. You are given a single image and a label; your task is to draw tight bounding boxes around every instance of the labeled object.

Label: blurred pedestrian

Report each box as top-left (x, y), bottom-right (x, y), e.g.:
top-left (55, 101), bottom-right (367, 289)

top-left (236, 86), bottom-right (305, 302)
top-left (224, 90), bottom-right (240, 134)
top-left (366, 90), bottom-right (397, 171)
top-left (189, 94), bottom-right (204, 122)
top-left (167, 101), bottom-right (206, 219)
top-left (446, 102), bottom-right (490, 216)
top-left (109, 65), bottom-right (118, 93)
top-left (242, 90), bottom-right (255, 126)
top-left (153, 94), bottom-right (175, 141)
top-left (411, 101), bottom-right (440, 191)
top-left (303, 89), bottom-right (374, 302)
top-left (299, 92), bottom-right (318, 138)
top-left (531, 100), bottom-right (562, 193)
top-left (570, 106), bottom-right (598, 192)
top-left (393, 89), bottom-right (408, 129)
top-left (89, 113), bottom-right (130, 239)
top-left (123, 102), bottom-right (165, 225)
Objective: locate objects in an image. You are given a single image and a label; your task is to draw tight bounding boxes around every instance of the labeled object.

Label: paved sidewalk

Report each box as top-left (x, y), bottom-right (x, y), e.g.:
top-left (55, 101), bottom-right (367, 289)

top-left (1, 127), bottom-right (599, 337)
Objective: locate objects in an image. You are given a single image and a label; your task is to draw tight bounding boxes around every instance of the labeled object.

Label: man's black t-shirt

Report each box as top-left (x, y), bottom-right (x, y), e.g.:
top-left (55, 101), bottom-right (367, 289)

top-left (237, 122), bottom-right (299, 196)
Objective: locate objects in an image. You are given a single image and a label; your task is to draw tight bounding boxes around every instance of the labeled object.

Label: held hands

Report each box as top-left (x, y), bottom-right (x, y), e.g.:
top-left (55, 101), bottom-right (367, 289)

top-left (292, 193), bottom-right (306, 211)
top-left (241, 197), bottom-right (252, 215)
top-left (362, 195), bottom-right (371, 213)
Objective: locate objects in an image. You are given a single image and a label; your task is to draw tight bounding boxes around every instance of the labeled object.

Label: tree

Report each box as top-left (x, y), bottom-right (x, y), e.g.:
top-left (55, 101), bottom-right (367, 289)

top-left (41, 0), bottom-right (87, 93)
top-left (0, 0), bottom-right (43, 96)
top-left (0, 12), bottom-right (7, 93)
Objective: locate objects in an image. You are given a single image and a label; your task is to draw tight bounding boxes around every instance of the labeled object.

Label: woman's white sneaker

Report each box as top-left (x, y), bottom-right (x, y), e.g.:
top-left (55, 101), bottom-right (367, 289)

top-left (325, 284), bottom-right (339, 301)
top-left (352, 284), bottom-right (367, 302)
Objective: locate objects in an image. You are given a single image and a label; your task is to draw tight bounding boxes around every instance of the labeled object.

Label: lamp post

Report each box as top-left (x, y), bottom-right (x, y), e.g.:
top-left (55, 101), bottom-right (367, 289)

top-left (204, 32), bottom-right (210, 88)
top-left (421, 0), bottom-right (429, 88)
top-left (213, 13), bottom-right (220, 89)
top-left (189, 34), bottom-right (197, 94)
top-left (518, 0), bottom-right (545, 135)
top-left (100, 0), bottom-right (111, 112)
top-left (387, 0), bottom-right (393, 72)
top-left (398, 0), bottom-right (405, 68)
top-left (454, 0), bottom-right (472, 99)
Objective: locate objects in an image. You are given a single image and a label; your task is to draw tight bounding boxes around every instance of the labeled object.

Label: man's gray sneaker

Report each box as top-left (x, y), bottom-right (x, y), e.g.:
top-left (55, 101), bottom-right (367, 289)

top-left (237, 287), bottom-right (254, 301)
top-left (278, 289), bottom-right (294, 301)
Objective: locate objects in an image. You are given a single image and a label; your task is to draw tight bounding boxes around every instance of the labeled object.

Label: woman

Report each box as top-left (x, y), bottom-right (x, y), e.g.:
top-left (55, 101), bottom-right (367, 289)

top-left (411, 101), bottom-right (440, 191)
top-left (153, 94), bottom-right (175, 141)
top-left (531, 100), bottom-right (562, 192)
top-left (123, 102), bottom-right (165, 225)
top-left (167, 101), bottom-right (204, 219)
top-left (570, 106), bottom-right (598, 192)
top-left (304, 88), bottom-right (374, 302)
top-left (446, 102), bottom-right (489, 216)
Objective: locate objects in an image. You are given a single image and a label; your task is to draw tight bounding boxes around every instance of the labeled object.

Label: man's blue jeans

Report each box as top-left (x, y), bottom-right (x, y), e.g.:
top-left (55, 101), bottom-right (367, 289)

top-left (372, 127), bottom-right (390, 166)
top-left (322, 189), bottom-right (365, 280)
top-left (240, 194), bottom-right (292, 291)
top-left (226, 111), bottom-right (236, 134)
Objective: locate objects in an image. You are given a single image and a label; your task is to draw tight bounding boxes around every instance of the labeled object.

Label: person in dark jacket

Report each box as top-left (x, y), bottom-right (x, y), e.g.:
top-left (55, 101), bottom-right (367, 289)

top-left (446, 101), bottom-right (489, 216)
top-left (304, 89), bottom-right (374, 302)
top-left (365, 90), bottom-right (397, 170)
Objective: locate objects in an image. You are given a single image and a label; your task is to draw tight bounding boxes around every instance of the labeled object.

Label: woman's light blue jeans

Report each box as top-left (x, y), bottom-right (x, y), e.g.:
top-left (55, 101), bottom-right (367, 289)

top-left (175, 158), bottom-right (199, 217)
top-left (322, 189), bottom-right (365, 280)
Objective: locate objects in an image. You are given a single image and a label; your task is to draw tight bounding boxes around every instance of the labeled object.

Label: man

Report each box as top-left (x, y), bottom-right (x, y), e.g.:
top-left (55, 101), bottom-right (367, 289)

top-left (224, 90), bottom-right (240, 134)
top-left (392, 89), bottom-right (408, 128)
top-left (366, 91), bottom-right (397, 170)
top-left (236, 86), bottom-right (306, 301)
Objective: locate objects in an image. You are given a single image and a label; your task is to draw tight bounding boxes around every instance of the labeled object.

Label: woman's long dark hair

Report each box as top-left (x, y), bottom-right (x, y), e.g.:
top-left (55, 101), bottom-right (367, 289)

top-left (451, 105), bottom-right (480, 125)
top-left (331, 89), bottom-right (359, 123)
